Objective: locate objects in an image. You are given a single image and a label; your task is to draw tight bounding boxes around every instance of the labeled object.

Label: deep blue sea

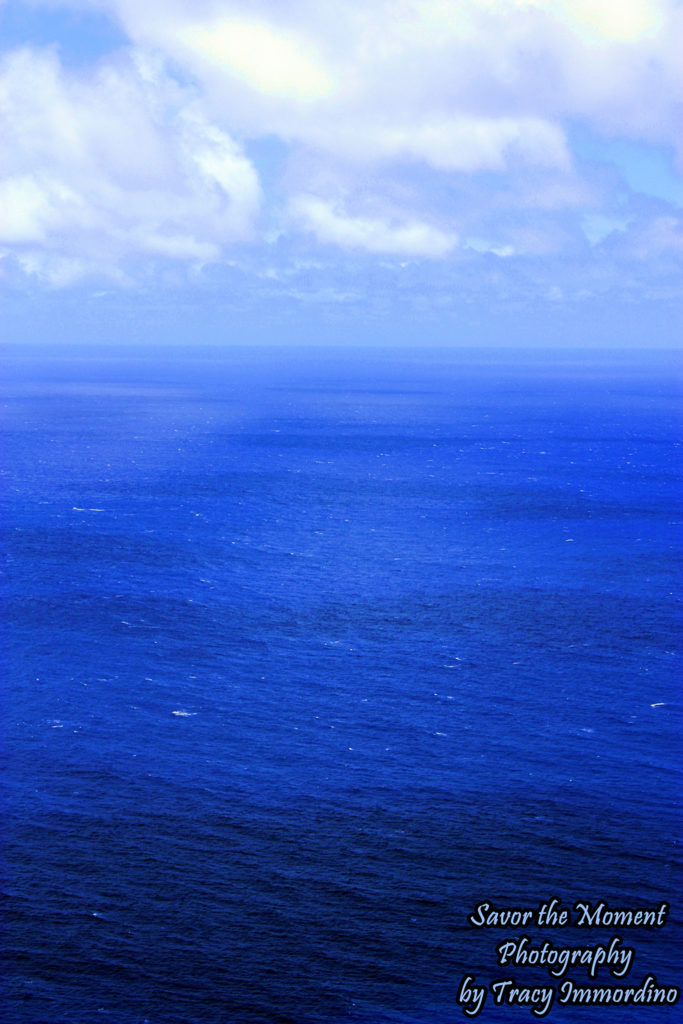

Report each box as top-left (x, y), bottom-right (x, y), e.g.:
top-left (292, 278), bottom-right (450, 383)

top-left (1, 345), bottom-right (681, 1024)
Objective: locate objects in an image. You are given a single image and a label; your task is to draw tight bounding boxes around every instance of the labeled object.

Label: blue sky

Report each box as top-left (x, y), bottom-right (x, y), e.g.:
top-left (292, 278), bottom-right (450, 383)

top-left (1, 0), bottom-right (682, 346)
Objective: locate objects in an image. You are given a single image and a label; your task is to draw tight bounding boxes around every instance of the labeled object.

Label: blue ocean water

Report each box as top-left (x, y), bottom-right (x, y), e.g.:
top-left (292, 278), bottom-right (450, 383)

top-left (1, 345), bottom-right (681, 1024)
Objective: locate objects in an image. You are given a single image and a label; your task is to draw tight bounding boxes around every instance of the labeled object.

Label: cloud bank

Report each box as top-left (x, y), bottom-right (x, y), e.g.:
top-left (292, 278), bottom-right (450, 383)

top-left (0, 0), bottom-right (681, 325)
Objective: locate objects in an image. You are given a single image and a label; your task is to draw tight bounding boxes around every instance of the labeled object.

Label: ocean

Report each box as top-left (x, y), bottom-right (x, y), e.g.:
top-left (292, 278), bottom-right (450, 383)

top-left (1, 345), bottom-right (681, 1023)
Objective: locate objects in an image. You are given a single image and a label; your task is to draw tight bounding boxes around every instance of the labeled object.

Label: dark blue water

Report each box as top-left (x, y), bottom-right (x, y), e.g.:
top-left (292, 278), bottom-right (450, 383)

top-left (1, 346), bottom-right (681, 1023)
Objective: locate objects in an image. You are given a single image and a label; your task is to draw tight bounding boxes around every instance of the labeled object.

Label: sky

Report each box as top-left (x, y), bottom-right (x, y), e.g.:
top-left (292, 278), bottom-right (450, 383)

top-left (1, 0), bottom-right (682, 347)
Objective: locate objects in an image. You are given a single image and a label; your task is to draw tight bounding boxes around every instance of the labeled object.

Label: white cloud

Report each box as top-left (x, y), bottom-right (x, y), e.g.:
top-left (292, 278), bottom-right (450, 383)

top-left (16, 250), bottom-right (100, 288)
top-left (289, 196), bottom-right (456, 258)
top-left (375, 117), bottom-right (570, 173)
top-left (0, 177), bottom-right (78, 244)
top-left (178, 17), bottom-right (333, 101)
top-left (112, 0), bottom-right (680, 149)
top-left (528, 0), bottom-right (665, 45)
top-left (0, 44), bottom-right (261, 282)
top-left (1, 0), bottom-right (681, 292)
